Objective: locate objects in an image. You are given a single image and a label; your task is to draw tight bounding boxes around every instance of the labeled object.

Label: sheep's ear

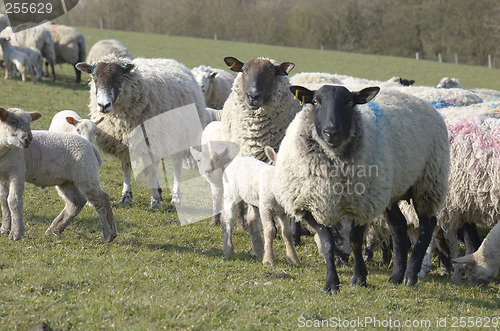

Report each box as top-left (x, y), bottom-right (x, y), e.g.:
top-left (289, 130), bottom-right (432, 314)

top-left (93, 117), bottom-right (105, 125)
top-left (76, 62), bottom-right (94, 74)
top-left (216, 147), bottom-right (229, 162)
top-left (276, 62), bottom-right (295, 76)
top-left (209, 72), bottom-right (218, 80)
top-left (123, 63), bottom-right (135, 74)
top-left (190, 146), bottom-right (201, 158)
top-left (264, 146), bottom-right (277, 164)
top-left (353, 86), bottom-right (380, 105)
top-left (29, 112), bottom-right (42, 122)
top-left (66, 116), bottom-right (78, 126)
top-left (224, 57), bottom-right (244, 72)
top-left (453, 254), bottom-right (476, 266)
top-left (290, 86), bottom-right (314, 105)
top-left (408, 80), bottom-right (415, 86)
top-left (0, 107), bottom-right (9, 121)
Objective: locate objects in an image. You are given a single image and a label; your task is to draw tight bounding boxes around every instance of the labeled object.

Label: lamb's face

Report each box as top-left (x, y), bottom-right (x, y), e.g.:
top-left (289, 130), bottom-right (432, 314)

top-left (224, 57), bottom-right (295, 110)
top-left (0, 107), bottom-right (42, 149)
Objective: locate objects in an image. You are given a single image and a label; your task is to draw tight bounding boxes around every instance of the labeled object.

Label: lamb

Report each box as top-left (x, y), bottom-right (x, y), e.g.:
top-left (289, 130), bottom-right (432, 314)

top-left (192, 65), bottom-right (234, 109)
top-left (13, 45), bottom-right (43, 81)
top-left (45, 23), bottom-right (86, 83)
top-left (0, 107), bottom-right (116, 242)
top-left (76, 55), bottom-right (211, 208)
top-left (0, 37), bottom-right (35, 83)
top-left (221, 147), bottom-right (299, 266)
top-left (274, 84), bottom-right (450, 293)
top-left (49, 110), bottom-right (104, 143)
top-left (454, 221), bottom-right (500, 285)
top-left (86, 39), bottom-right (132, 65)
top-left (221, 57), bottom-right (300, 162)
top-left (1, 24), bottom-right (56, 81)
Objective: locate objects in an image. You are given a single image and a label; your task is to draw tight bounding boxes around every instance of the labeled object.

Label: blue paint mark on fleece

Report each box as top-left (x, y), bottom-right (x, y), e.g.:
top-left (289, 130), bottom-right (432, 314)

top-left (367, 101), bottom-right (382, 155)
top-left (430, 98), bottom-right (459, 109)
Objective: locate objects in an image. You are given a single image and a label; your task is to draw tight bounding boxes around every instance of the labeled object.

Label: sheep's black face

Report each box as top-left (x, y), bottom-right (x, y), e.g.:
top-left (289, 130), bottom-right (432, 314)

top-left (224, 57), bottom-right (295, 110)
top-left (290, 85), bottom-right (380, 148)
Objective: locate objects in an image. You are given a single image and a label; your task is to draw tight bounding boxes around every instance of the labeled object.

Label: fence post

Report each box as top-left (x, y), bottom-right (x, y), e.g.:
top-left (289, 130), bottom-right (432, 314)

top-left (100, 17), bottom-right (103, 30)
top-left (438, 53), bottom-right (442, 63)
top-left (455, 53), bottom-right (458, 64)
top-left (488, 54), bottom-right (492, 68)
top-left (416, 52), bottom-right (420, 60)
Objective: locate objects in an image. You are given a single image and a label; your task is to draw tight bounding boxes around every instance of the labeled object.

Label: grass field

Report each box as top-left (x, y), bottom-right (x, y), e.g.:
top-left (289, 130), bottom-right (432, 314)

top-left (1, 27), bottom-right (500, 330)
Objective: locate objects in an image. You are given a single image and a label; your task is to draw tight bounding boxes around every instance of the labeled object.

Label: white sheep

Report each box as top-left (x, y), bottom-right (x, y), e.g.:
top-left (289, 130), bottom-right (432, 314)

top-left (290, 72), bottom-right (343, 88)
top-left (437, 77), bottom-right (500, 102)
top-left (49, 110), bottom-right (104, 143)
top-left (13, 45), bottom-right (43, 81)
top-left (274, 85), bottom-right (450, 293)
top-left (0, 107), bottom-right (116, 242)
top-left (221, 147), bottom-right (299, 266)
top-left (454, 221), bottom-right (500, 285)
top-left (1, 24), bottom-right (56, 81)
top-left (221, 57), bottom-right (300, 162)
top-left (438, 101), bottom-right (500, 126)
top-left (0, 37), bottom-right (35, 83)
top-left (192, 65), bottom-right (234, 109)
top-left (86, 39), bottom-right (132, 65)
top-left (76, 55), bottom-right (211, 208)
top-left (45, 23), bottom-right (86, 83)
top-left (437, 77), bottom-right (461, 89)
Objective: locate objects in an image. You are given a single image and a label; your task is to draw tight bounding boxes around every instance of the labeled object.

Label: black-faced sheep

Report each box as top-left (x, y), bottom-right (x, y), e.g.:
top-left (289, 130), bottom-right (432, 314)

top-left (76, 55), bottom-right (211, 208)
top-left (274, 85), bottom-right (450, 293)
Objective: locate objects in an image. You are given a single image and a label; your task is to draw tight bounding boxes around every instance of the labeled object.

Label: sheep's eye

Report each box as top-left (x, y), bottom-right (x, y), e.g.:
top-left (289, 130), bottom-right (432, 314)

top-left (347, 101), bottom-right (354, 107)
top-left (312, 99), bottom-right (319, 106)
top-left (241, 67), bottom-right (247, 74)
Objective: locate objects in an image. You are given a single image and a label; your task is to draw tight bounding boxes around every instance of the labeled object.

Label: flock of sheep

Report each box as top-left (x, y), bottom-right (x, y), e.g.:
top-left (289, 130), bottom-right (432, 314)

top-left (1, 15), bottom-right (500, 294)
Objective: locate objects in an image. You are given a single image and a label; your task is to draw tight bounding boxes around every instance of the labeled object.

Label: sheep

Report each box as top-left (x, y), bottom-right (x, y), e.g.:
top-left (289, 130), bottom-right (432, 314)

top-left (13, 45), bottom-right (43, 81)
top-left (438, 101), bottom-right (500, 126)
top-left (290, 72), bottom-right (343, 88)
top-left (221, 57), bottom-right (300, 162)
top-left (192, 65), bottom-right (234, 109)
top-left (76, 55), bottom-right (211, 208)
top-left (454, 221), bottom-right (500, 285)
top-left (437, 77), bottom-right (461, 89)
top-left (45, 23), bottom-right (86, 83)
top-left (86, 39), bottom-right (132, 65)
top-left (274, 85), bottom-right (450, 293)
top-left (0, 37), bottom-right (35, 83)
top-left (221, 147), bottom-right (300, 266)
top-left (1, 24), bottom-right (56, 81)
top-left (49, 110), bottom-right (104, 143)
top-left (437, 77), bottom-right (500, 102)
top-left (0, 107), bottom-right (116, 242)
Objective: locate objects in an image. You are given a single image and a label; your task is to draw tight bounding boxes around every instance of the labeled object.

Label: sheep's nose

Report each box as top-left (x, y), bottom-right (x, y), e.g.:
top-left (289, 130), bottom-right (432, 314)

top-left (322, 128), bottom-right (337, 138)
top-left (98, 102), bottom-right (112, 112)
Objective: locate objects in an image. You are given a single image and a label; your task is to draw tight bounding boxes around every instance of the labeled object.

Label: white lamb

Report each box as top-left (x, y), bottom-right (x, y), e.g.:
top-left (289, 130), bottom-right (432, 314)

top-left (76, 55), bottom-right (211, 207)
top-left (0, 37), bottom-right (35, 83)
top-left (13, 46), bottom-right (43, 81)
top-left (86, 39), bottom-right (132, 64)
top-left (222, 147), bottom-right (299, 266)
top-left (0, 107), bottom-right (116, 242)
top-left (274, 85), bottom-right (449, 293)
top-left (192, 65), bottom-right (234, 109)
top-left (49, 110), bottom-right (104, 143)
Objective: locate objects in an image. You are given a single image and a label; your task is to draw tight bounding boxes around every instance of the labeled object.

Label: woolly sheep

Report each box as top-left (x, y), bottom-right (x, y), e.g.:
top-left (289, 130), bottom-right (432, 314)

top-left (454, 221), bottom-right (500, 285)
top-left (45, 23), bottom-right (86, 83)
top-left (438, 101), bottom-right (500, 126)
top-left (289, 72), bottom-right (343, 88)
top-left (221, 57), bottom-right (300, 162)
top-left (76, 55), bottom-right (211, 208)
top-left (86, 39), bottom-right (132, 64)
top-left (437, 77), bottom-right (461, 89)
top-left (49, 110), bottom-right (104, 143)
top-left (0, 37), bottom-right (35, 83)
top-left (0, 107), bottom-right (116, 242)
top-left (1, 24), bottom-right (56, 81)
top-left (274, 85), bottom-right (450, 293)
top-left (437, 77), bottom-right (500, 102)
top-left (192, 65), bottom-right (234, 109)
top-left (221, 147), bottom-right (299, 266)
top-left (14, 45), bottom-right (43, 81)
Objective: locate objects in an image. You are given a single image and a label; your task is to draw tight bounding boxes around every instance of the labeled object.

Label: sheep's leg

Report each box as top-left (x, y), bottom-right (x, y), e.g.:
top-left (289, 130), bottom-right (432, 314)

top-left (74, 65), bottom-right (81, 84)
top-left (46, 184), bottom-right (86, 236)
top-left (363, 226), bottom-right (377, 263)
top-left (418, 233), bottom-right (436, 278)
top-left (462, 222), bottom-right (482, 254)
top-left (0, 182), bottom-right (12, 235)
top-left (434, 227), bottom-right (452, 275)
top-left (404, 215), bottom-right (436, 286)
top-left (350, 223), bottom-right (368, 286)
top-left (443, 225), bottom-right (463, 282)
top-left (82, 186), bottom-right (117, 242)
top-left (44, 60), bottom-right (56, 81)
top-left (236, 201), bottom-right (246, 230)
top-left (305, 213), bottom-right (340, 294)
top-left (210, 185), bottom-right (223, 225)
top-left (293, 220), bottom-right (303, 246)
top-left (386, 202), bottom-right (408, 284)
top-left (246, 205), bottom-right (264, 259)
top-left (261, 209), bottom-right (276, 266)
top-left (119, 160), bottom-right (133, 205)
top-left (146, 160), bottom-right (162, 208)
top-left (222, 202), bottom-right (237, 258)
top-left (276, 213), bottom-right (300, 266)
top-left (7, 177), bottom-right (25, 240)
top-left (170, 156), bottom-right (182, 206)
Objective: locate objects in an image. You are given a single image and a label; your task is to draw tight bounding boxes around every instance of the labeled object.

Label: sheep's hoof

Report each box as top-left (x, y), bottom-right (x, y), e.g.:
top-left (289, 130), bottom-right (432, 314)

top-left (9, 229), bottom-right (25, 241)
top-left (262, 258), bottom-right (275, 266)
top-left (119, 191), bottom-right (133, 206)
top-left (350, 275), bottom-right (367, 287)
top-left (323, 283), bottom-right (340, 295)
top-left (0, 226), bottom-right (10, 235)
top-left (403, 275), bottom-right (418, 286)
top-left (151, 197), bottom-right (162, 209)
top-left (210, 214), bottom-right (221, 225)
top-left (103, 232), bottom-right (117, 243)
top-left (388, 273), bottom-right (404, 285)
top-left (170, 195), bottom-right (181, 206)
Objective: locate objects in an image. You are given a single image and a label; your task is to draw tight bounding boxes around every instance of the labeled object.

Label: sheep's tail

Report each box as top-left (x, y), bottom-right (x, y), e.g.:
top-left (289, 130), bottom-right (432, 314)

top-left (91, 144), bottom-right (104, 167)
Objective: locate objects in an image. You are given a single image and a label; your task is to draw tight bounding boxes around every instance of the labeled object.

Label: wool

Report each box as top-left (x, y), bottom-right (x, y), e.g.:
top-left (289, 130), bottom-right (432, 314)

top-left (86, 39), bottom-right (132, 64)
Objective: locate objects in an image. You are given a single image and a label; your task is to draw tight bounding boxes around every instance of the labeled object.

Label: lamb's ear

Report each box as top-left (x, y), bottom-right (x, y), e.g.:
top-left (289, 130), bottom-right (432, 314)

top-left (453, 254), bottom-right (476, 266)
top-left (29, 112), bottom-right (42, 122)
top-left (276, 62), bottom-right (295, 76)
top-left (224, 57), bottom-right (244, 72)
top-left (123, 63), bottom-right (135, 74)
top-left (215, 147), bottom-right (229, 162)
top-left (0, 107), bottom-right (9, 121)
top-left (209, 72), bottom-right (218, 80)
top-left (93, 117), bottom-right (105, 125)
top-left (66, 116), bottom-right (78, 126)
top-left (75, 62), bottom-right (94, 74)
top-left (290, 86), bottom-right (314, 106)
top-left (190, 146), bottom-right (201, 158)
top-left (264, 146), bottom-right (277, 164)
top-left (353, 86), bottom-right (380, 105)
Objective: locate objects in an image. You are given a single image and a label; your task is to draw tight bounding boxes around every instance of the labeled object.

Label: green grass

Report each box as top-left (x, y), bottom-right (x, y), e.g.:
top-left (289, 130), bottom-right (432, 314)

top-left (1, 27), bottom-right (500, 330)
